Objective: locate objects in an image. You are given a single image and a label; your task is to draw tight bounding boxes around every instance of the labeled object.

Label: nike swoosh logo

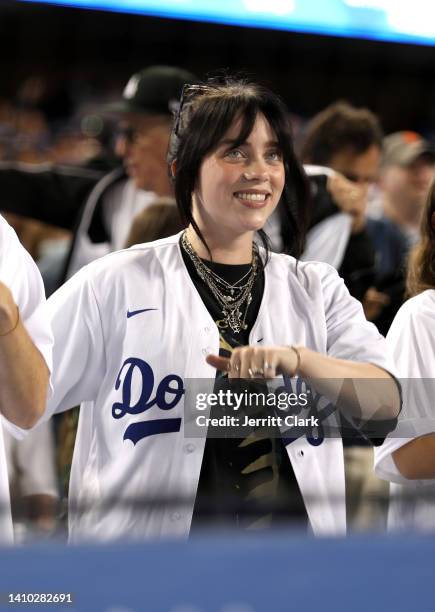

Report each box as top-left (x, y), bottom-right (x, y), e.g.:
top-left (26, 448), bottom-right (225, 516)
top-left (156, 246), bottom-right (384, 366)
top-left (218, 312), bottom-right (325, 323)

top-left (127, 308), bottom-right (158, 318)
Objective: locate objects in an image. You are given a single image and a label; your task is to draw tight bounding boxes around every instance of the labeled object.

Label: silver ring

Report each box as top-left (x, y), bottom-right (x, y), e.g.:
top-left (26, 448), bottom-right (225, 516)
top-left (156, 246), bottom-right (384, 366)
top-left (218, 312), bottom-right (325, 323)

top-left (234, 362), bottom-right (240, 372)
top-left (264, 362), bottom-right (272, 370)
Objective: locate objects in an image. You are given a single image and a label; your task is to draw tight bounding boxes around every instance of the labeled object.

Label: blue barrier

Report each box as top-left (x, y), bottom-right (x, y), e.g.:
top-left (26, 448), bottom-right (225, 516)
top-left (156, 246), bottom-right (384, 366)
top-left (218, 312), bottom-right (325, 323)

top-left (0, 533), bottom-right (434, 611)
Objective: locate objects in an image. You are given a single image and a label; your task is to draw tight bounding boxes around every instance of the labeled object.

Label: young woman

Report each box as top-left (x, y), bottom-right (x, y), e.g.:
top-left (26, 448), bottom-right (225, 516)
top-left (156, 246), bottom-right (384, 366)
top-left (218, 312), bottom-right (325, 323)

top-left (46, 78), bottom-right (399, 542)
top-left (375, 180), bottom-right (435, 530)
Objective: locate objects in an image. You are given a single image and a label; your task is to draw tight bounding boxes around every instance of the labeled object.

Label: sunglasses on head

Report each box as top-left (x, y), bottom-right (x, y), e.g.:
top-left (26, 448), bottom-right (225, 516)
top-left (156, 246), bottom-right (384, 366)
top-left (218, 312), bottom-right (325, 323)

top-left (173, 83), bottom-right (212, 137)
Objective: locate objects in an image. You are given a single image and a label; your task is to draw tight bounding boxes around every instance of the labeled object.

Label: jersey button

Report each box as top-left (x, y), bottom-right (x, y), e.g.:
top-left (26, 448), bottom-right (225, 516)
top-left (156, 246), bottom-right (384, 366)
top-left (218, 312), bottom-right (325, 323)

top-left (184, 443), bottom-right (196, 454)
top-left (202, 347), bottom-right (212, 355)
top-left (298, 450), bottom-right (304, 457)
top-left (170, 512), bottom-right (181, 522)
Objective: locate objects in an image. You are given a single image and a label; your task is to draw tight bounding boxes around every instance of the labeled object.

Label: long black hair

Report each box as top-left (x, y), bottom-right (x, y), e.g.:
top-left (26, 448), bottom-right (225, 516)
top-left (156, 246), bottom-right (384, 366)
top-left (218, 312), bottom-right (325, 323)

top-left (168, 76), bottom-right (310, 259)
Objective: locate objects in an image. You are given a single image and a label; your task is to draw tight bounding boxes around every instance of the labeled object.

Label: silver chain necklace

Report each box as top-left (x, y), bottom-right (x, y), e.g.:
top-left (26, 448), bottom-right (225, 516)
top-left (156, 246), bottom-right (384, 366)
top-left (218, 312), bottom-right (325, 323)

top-left (204, 265), bottom-right (253, 296)
top-left (181, 231), bottom-right (259, 333)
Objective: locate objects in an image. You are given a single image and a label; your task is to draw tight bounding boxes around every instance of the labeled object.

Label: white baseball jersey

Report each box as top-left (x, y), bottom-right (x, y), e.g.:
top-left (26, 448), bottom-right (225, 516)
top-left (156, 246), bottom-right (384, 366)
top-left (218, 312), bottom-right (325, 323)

top-left (0, 214), bottom-right (53, 543)
top-left (46, 233), bottom-right (394, 542)
top-left (67, 174), bottom-right (156, 278)
top-left (375, 289), bottom-right (435, 531)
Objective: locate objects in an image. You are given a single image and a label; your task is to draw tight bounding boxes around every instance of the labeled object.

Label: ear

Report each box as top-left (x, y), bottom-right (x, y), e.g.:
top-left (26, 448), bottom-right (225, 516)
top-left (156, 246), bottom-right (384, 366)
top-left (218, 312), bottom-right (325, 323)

top-left (170, 159), bottom-right (177, 178)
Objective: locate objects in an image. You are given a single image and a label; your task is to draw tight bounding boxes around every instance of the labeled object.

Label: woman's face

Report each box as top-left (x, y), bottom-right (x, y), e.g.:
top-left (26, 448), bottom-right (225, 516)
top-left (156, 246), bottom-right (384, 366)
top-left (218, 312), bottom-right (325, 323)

top-left (193, 113), bottom-right (285, 241)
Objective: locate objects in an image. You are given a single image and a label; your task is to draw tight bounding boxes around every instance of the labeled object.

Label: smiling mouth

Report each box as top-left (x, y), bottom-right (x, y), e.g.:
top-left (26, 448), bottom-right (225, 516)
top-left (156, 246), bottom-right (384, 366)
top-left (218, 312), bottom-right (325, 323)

top-left (234, 191), bottom-right (271, 206)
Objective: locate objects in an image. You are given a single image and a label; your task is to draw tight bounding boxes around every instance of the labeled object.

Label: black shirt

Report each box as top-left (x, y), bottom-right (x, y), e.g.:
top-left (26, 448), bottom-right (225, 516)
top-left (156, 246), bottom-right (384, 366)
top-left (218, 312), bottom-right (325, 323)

top-left (180, 242), bottom-right (308, 531)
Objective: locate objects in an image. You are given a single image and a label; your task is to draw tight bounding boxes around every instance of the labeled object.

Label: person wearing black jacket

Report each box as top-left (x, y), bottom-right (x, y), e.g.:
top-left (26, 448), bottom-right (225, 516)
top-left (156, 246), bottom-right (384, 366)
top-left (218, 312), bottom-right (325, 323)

top-left (0, 66), bottom-right (196, 293)
top-left (0, 157), bottom-right (114, 232)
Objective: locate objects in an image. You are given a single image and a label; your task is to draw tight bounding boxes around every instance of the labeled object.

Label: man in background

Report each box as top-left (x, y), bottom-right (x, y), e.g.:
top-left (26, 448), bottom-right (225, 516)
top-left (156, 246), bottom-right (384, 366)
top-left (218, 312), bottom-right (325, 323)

top-left (298, 101), bottom-right (390, 530)
top-left (365, 131), bottom-right (435, 335)
top-left (0, 65), bottom-right (195, 292)
top-left (300, 101), bottom-right (382, 303)
top-left (64, 65), bottom-right (194, 281)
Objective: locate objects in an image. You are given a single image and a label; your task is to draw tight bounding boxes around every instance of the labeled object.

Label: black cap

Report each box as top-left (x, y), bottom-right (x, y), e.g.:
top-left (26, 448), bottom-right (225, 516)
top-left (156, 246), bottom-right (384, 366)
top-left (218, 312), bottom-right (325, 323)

top-left (105, 65), bottom-right (197, 116)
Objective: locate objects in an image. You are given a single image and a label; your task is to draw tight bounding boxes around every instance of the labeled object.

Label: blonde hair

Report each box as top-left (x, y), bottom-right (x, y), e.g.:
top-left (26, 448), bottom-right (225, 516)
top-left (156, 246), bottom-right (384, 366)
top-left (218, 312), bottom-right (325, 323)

top-left (406, 179), bottom-right (435, 297)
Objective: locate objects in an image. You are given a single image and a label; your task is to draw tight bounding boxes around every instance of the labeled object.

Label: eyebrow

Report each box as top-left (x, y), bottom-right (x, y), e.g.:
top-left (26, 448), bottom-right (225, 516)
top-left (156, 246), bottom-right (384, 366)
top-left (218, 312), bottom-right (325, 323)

top-left (219, 138), bottom-right (281, 147)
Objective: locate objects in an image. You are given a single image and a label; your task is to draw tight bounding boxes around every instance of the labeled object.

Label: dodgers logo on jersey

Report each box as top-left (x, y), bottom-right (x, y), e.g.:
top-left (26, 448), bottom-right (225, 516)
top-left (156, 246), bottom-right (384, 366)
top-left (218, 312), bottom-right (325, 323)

top-left (112, 357), bottom-right (184, 445)
top-left (276, 375), bottom-right (336, 447)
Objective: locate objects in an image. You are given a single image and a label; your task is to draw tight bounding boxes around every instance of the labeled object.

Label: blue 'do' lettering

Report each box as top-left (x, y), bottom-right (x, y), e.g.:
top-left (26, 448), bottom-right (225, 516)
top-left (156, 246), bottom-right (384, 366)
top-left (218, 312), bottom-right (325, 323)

top-left (278, 374), bottom-right (336, 447)
top-left (112, 358), bottom-right (155, 419)
top-left (112, 358), bottom-right (185, 443)
top-left (112, 358), bottom-right (185, 426)
top-left (156, 374), bottom-right (184, 410)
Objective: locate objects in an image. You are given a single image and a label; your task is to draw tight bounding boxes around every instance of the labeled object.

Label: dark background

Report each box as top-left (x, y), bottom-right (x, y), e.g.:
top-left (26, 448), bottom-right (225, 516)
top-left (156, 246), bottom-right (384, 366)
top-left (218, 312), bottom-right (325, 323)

top-left (1, 0), bottom-right (435, 133)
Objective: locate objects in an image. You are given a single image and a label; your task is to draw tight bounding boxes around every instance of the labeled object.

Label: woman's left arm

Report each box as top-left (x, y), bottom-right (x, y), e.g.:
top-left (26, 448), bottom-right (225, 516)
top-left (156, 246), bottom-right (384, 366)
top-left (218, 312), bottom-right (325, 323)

top-left (208, 261), bottom-right (401, 423)
top-left (207, 345), bottom-right (400, 422)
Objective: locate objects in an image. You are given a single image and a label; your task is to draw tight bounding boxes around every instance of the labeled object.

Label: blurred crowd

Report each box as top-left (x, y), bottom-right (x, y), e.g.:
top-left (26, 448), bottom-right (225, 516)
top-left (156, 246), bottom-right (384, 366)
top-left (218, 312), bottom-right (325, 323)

top-left (1, 66), bottom-right (434, 542)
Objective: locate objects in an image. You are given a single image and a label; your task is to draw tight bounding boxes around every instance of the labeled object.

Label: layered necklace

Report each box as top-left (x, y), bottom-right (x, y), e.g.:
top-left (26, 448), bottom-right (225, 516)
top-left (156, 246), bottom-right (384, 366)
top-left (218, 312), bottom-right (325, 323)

top-left (181, 231), bottom-right (259, 334)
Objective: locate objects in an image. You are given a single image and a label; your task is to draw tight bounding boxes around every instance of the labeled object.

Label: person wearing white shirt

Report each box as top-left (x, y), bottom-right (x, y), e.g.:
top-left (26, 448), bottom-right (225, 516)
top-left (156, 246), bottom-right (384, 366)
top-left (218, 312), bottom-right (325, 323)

top-left (46, 77), bottom-right (400, 542)
top-left (375, 179), bottom-right (435, 530)
top-left (0, 214), bottom-right (52, 543)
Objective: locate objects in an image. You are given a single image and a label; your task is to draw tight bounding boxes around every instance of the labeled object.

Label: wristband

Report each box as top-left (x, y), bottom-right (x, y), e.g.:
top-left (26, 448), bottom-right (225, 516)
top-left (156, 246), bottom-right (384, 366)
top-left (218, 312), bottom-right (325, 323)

top-left (288, 345), bottom-right (302, 376)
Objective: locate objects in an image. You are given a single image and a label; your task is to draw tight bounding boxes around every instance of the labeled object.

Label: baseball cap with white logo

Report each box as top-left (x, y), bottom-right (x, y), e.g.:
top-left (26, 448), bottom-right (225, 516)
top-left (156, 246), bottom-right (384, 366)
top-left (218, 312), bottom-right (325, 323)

top-left (105, 65), bottom-right (197, 116)
top-left (382, 131), bottom-right (435, 168)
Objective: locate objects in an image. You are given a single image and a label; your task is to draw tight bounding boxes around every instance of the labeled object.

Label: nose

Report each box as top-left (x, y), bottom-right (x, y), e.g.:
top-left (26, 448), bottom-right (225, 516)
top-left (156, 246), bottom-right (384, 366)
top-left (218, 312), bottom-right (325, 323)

top-left (242, 158), bottom-right (269, 181)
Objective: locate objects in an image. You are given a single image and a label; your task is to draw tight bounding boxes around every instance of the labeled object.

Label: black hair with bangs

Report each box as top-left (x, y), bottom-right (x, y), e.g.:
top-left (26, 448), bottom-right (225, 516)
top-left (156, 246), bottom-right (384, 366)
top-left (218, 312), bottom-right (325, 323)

top-left (168, 76), bottom-right (310, 259)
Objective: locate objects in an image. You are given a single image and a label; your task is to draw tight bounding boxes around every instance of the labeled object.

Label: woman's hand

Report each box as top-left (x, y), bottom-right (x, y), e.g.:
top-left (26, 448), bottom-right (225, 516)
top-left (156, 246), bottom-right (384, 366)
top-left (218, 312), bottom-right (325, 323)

top-left (206, 344), bottom-right (401, 421)
top-left (206, 345), bottom-right (299, 379)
